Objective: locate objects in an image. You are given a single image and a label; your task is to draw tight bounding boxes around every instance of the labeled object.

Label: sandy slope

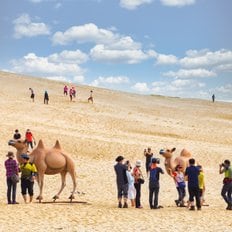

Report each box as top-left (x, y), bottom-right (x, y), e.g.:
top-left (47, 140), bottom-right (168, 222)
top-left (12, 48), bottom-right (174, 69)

top-left (0, 71), bottom-right (231, 232)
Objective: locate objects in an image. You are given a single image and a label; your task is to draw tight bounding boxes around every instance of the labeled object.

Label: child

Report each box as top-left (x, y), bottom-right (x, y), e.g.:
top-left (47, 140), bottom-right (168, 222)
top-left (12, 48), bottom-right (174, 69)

top-left (169, 165), bottom-right (186, 207)
top-left (198, 165), bottom-right (206, 206)
top-left (125, 161), bottom-right (136, 207)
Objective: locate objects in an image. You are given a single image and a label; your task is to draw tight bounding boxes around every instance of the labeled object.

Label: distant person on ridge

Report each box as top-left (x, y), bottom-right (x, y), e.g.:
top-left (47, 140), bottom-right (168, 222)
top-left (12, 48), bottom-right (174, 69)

top-left (212, 94), bottom-right (215, 103)
top-left (44, 91), bottom-right (49, 104)
top-left (69, 88), bottom-right (73, 101)
top-left (29, 88), bottom-right (35, 102)
top-left (64, 85), bottom-right (68, 96)
top-left (88, 90), bottom-right (93, 103)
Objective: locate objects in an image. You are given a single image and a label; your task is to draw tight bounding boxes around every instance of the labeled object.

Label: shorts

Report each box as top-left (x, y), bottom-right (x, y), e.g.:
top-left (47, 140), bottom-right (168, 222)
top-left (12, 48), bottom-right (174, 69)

top-left (128, 185), bottom-right (136, 200)
top-left (117, 183), bottom-right (128, 199)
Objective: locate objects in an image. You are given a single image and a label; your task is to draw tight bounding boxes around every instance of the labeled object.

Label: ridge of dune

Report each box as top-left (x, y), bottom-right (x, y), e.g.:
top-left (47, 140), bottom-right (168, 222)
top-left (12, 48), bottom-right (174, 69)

top-left (0, 71), bottom-right (232, 232)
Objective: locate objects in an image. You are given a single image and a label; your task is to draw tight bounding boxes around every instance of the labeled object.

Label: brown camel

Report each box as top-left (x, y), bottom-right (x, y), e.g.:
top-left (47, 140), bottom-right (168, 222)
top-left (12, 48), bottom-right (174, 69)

top-left (159, 148), bottom-right (192, 176)
top-left (8, 139), bottom-right (77, 202)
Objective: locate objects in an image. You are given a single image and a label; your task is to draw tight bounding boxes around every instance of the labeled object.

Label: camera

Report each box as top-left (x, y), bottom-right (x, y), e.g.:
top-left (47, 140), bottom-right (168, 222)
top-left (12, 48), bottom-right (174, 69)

top-left (221, 163), bottom-right (225, 167)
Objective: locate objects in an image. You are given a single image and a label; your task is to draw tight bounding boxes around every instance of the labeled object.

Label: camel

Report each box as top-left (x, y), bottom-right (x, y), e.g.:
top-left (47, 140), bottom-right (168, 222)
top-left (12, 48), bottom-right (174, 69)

top-left (159, 148), bottom-right (192, 176)
top-left (8, 139), bottom-right (77, 203)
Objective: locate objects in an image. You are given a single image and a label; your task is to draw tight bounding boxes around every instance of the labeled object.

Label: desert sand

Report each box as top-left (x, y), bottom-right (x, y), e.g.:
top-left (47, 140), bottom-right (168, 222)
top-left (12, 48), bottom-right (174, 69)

top-left (0, 70), bottom-right (231, 232)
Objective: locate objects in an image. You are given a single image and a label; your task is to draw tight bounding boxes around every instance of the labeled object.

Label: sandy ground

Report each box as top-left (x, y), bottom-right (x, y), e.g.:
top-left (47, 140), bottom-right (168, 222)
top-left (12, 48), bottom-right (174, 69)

top-left (0, 70), bottom-right (231, 232)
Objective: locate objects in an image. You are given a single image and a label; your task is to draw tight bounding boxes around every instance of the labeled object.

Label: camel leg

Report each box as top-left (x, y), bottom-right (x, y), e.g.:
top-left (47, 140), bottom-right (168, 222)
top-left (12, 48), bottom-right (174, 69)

top-left (36, 172), bottom-right (45, 203)
top-left (69, 170), bottom-right (77, 202)
top-left (53, 171), bottom-right (67, 201)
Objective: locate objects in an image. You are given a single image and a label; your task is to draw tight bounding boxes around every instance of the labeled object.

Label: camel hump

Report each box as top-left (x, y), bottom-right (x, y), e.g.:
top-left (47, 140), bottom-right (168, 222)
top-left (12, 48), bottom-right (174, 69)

top-left (37, 140), bottom-right (45, 149)
top-left (180, 148), bottom-right (192, 157)
top-left (53, 140), bottom-right (61, 150)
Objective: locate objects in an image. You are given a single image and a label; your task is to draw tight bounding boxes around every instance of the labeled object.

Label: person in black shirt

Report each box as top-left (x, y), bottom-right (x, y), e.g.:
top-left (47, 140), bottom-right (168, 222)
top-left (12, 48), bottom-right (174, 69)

top-left (13, 129), bottom-right (21, 140)
top-left (44, 91), bottom-right (49, 104)
top-left (114, 155), bottom-right (128, 208)
top-left (144, 147), bottom-right (153, 177)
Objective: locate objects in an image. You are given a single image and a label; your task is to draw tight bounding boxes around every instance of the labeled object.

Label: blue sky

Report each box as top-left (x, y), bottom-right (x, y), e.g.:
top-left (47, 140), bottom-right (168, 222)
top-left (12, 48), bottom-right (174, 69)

top-left (1, 0), bottom-right (232, 101)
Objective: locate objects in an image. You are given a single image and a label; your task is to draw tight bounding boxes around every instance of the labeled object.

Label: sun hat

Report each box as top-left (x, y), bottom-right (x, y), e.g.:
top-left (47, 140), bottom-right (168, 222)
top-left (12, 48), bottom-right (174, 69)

top-left (6, 151), bottom-right (14, 157)
top-left (21, 153), bottom-right (30, 160)
top-left (135, 160), bottom-right (142, 167)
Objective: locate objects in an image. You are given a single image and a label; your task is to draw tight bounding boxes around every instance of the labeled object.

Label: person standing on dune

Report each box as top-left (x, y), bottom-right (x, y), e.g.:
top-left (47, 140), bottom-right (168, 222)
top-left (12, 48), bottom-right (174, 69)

top-left (44, 90), bottom-right (49, 104)
top-left (114, 155), bottom-right (128, 208)
top-left (29, 88), bottom-right (35, 102)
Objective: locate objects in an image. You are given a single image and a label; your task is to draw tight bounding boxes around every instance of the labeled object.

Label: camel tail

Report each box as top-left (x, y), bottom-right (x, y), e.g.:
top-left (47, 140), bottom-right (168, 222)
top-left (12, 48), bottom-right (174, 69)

top-left (54, 140), bottom-right (61, 150)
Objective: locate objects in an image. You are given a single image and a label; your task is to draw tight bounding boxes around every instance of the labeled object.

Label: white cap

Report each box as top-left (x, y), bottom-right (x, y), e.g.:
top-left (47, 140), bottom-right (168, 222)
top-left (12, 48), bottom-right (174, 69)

top-left (136, 160), bottom-right (142, 167)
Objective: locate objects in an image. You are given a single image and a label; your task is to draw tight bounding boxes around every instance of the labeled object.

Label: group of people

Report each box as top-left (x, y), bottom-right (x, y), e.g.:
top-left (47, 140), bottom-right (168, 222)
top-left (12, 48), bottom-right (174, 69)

top-left (13, 128), bottom-right (36, 149)
top-left (4, 129), bottom-right (38, 204)
top-left (114, 148), bottom-right (232, 211)
top-left (64, 85), bottom-right (76, 102)
top-left (114, 154), bottom-right (164, 210)
top-left (63, 85), bottom-right (94, 103)
top-left (29, 88), bottom-right (49, 104)
top-left (4, 151), bottom-right (37, 204)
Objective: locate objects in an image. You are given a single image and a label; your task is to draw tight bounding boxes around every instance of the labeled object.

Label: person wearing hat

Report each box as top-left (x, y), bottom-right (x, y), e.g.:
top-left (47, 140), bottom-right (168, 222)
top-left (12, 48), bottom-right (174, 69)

top-left (149, 158), bottom-right (164, 209)
top-left (219, 159), bottom-right (232, 210)
top-left (20, 153), bottom-right (37, 203)
top-left (4, 151), bottom-right (19, 204)
top-left (13, 129), bottom-right (21, 140)
top-left (114, 155), bottom-right (128, 208)
top-left (133, 160), bottom-right (144, 209)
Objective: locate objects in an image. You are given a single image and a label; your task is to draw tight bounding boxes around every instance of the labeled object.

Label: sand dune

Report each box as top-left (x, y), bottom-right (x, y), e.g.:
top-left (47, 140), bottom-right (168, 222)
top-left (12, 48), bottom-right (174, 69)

top-left (0, 71), bottom-right (232, 232)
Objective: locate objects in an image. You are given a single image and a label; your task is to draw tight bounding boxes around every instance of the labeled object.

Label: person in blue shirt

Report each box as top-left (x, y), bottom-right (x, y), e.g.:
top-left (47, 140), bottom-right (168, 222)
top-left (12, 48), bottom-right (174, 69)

top-left (185, 158), bottom-right (201, 210)
top-left (114, 155), bottom-right (128, 208)
top-left (149, 158), bottom-right (164, 209)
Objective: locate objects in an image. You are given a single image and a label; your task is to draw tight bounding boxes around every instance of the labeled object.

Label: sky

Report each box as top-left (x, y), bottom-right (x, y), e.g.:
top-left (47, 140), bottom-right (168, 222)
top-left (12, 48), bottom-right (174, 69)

top-left (0, 0), bottom-right (232, 101)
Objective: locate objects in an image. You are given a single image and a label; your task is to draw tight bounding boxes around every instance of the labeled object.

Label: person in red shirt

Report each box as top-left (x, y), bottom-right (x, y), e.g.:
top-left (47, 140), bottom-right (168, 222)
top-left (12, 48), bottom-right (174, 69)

top-left (25, 129), bottom-right (36, 149)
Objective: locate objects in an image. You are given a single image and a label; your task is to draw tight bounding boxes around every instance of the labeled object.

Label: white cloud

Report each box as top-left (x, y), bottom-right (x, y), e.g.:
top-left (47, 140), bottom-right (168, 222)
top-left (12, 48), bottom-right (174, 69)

top-left (52, 23), bottom-right (116, 46)
top-left (132, 82), bottom-right (150, 92)
top-left (160, 0), bottom-right (195, 7)
top-left (10, 52), bottom-right (85, 78)
top-left (156, 54), bottom-right (178, 65)
top-left (151, 78), bottom-right (206, 98)
top-left (52, 23), bottom-right (141, 49)
top-left (52, 23), bottom-right (158, 64)
top-left (90, 44), bottom-right (150, 64)
top-left (13, 14), bottom-right (50, 38)
top-left (48, 50), bottom-right (88, 64)
top-left (120, 0), bottom-right (153, 10)
top-left (163, 68), bottom-right (217, 78)
top-left (180, 49), bottom-right (232, 69)
top-left (91, 76), bottom-right (130, 87)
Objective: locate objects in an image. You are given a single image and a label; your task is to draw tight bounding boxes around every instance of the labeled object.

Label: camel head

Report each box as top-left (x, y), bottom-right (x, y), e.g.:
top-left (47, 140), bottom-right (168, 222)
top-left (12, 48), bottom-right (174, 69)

top-left (8, 139), bottom-right (29, 163)
top-left (8, 139), bottom-right (28, 151)
top-left (159, 148), bottom-right (176, 159)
